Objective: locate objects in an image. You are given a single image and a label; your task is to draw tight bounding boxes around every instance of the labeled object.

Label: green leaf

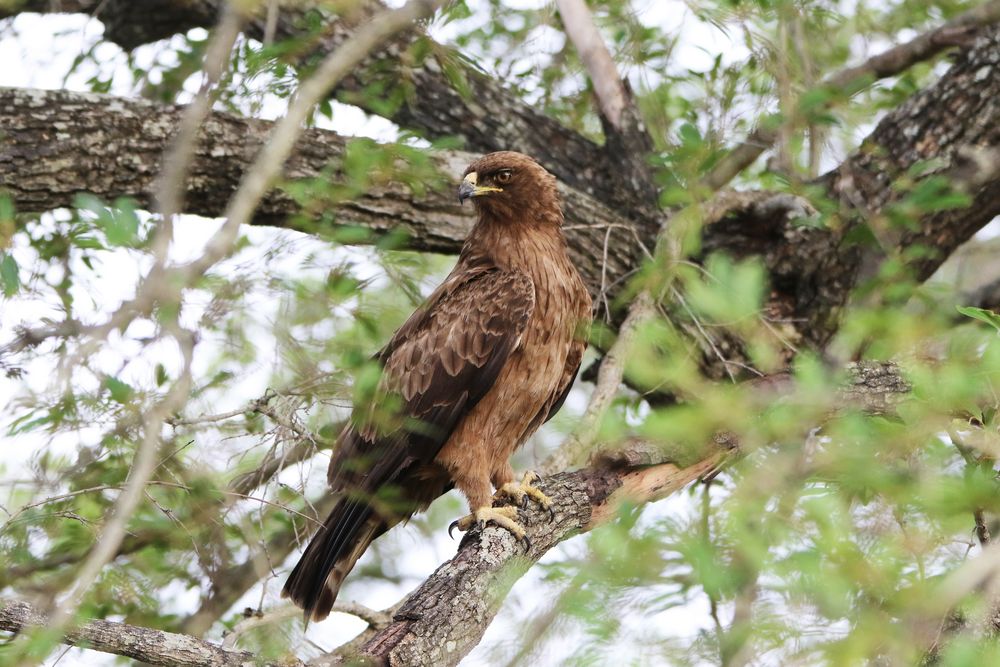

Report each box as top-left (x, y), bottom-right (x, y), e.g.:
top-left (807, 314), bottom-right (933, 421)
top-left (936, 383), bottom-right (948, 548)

top-left (104, 376), bottom-right (135, 404)
top-left (73, 194), bottom-right (140, 246)
top-left (154, 364), bottom-right (169, 387)
top-left (957, 305), bottom-right (1000, 332)
top-left (678, 122), bottom-right (703, 146)
top-left (106, 197), bottom-right (141, 246)
top-left (0, 191), bottom-right (15, 223)
top-left (0, 253), bottom-right (19, 296)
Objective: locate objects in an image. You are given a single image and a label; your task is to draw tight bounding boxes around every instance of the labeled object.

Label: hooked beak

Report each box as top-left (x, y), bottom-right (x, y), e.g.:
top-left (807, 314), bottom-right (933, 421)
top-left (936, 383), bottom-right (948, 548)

top-left (458, 172), bottom-right (502, 204)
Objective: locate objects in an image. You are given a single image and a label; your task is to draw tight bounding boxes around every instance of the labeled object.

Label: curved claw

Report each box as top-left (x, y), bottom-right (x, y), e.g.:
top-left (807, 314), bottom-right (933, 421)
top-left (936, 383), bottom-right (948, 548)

top-left (521, 494), bottom-right (529, 509)
top-left (520, 534), bottom-right (532, 552)
top-left (547, 506), bottom-right (556, 522)
top-left (448, 519), bottom-right (460, 539)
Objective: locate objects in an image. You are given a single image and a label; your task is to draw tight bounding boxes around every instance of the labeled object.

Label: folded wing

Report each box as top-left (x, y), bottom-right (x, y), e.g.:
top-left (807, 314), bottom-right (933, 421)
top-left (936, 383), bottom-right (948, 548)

top-left (282, 261), bottom-right (535, 620)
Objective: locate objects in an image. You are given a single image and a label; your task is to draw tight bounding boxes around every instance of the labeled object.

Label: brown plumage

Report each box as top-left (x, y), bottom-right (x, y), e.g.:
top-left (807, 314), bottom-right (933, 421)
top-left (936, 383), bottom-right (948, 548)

top-left (282, 151), bottom-right (592, 621)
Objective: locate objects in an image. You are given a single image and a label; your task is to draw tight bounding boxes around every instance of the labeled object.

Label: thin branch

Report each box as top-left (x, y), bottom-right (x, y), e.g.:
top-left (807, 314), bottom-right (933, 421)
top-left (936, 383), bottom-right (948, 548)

top-left (179, 492), bottom-right (339, 637)
top-left (220, 605), bottom-right (301, 649)
top-left (824, 0), bottom-right (1000, 91)
top-left (37, 328), bottom-right (196, 645)
top-left (0, 598), bottom-right (295, 667)
top-left (186, 0), bottom-right (444, 280)
top-left (7, 6), bottom-right (442, 645)
top-left (540, 291), bottom-right (655, 474)
top-left (554, 0), bottom-right (627, 129)
top-left (327, 601), bottom-right (393, 630)
top-left (151, 3), bottom-right (244, 263)
top-left (906, 538), bottom-right (1000, 653)
top-left (4, 360), bottom-right (915, 665)
top-left (701, 0), bottom-right (1000, 191)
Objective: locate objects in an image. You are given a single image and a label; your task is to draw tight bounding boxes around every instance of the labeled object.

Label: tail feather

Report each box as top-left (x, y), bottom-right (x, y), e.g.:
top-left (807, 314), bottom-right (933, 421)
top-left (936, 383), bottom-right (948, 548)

top-left (282, 499), bottom-right (387, 621)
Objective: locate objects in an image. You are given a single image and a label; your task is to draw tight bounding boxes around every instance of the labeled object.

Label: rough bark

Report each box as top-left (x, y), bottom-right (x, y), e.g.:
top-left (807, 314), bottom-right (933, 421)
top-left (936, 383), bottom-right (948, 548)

top-left (0, 86), bottom-right (643, 300)
top-left (701, 25), bottom-right (1000, 367)
top-left (0, 0), bottom-right (619, 207)
top-left (340, 361), bottom-right (912, 666)
top-left (702, 0), bottom-right (1000, 191)
top-left (350, 458), bottom-right (719, 666)
top-left (1, 3), bottom-right (999, 665)
top-left (5, 5), bottom-right (1000, 360)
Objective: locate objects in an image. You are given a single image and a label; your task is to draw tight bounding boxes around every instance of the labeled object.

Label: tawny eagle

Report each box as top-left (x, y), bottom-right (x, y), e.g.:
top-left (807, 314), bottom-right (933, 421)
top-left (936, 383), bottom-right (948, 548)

top-left (283, 151), bottom-right (592, 621)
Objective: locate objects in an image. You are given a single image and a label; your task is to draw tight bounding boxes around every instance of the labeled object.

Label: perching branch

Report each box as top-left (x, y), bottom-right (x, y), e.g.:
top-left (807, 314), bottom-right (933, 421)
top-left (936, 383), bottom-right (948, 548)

top-left (338, 361), bottom-right (912, 666)
top-left (0, 360), bottom-right (913, 666)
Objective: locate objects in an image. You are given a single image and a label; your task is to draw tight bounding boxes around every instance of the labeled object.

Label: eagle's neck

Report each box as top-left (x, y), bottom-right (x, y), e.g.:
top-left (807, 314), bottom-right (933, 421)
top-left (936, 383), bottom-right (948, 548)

top-left (462, 213), bottom-right (570, 276)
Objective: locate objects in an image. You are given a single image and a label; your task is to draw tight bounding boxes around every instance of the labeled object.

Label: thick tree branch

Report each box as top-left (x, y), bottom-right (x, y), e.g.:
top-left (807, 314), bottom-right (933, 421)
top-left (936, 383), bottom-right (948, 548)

top-left (0, 86), bottom-right (645, 303)
top-left (694, 24), bottom-right (1000, 381)
top-left (554, 0), bottom-right (627, 129)
top-left (553, 0), bottom-right (659, 224)
top-left (0, 0), bottom-right (615, 203)
top-left (4, 26), bottom-right (998, 371)
top-left (347, 454), bottom-right (724, 666)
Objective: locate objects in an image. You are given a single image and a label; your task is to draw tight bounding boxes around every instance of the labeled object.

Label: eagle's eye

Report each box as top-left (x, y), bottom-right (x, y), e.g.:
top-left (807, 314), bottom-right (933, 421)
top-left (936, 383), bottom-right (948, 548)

top-left (495, 169), bottom-right (512, 184)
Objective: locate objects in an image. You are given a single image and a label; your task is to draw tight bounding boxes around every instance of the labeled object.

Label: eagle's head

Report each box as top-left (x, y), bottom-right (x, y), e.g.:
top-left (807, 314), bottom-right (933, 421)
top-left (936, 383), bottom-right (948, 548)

top-left (459, 151), bottom-right (561, 225)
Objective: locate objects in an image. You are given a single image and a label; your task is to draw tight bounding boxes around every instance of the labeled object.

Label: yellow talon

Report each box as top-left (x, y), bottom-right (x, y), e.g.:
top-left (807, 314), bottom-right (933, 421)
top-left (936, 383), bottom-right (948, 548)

top-left (448, 505), bottom-right (530, 549)
top-left (497, 470), bottom-right (553, 518)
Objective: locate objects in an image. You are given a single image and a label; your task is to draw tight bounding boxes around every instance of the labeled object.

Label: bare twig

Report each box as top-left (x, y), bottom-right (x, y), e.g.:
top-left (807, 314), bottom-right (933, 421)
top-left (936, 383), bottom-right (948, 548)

top-left (151, 3), bottom-right (244, 263)
top-left (184, 0), bottom-right (444, 280)
top-left (328, 601), bottom-right (393, 629)
top-left (5, 14), bottom-right (241, 644)
top-left (702, 0), bottom-right (1000, 191)
top-left (8, 7), bottom-right (443, 655)
top-left (37, 328), bottom-right (196, 646)
top-left (220, 605), bottom-right (301, 649)
top-left (554, 0), bottom-right (627, 129)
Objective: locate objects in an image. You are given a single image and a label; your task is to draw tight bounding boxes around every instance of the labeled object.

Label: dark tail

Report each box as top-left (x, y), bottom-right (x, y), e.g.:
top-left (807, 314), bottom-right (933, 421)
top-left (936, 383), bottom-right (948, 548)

top-left (282, 499), bottom-right (388, 621)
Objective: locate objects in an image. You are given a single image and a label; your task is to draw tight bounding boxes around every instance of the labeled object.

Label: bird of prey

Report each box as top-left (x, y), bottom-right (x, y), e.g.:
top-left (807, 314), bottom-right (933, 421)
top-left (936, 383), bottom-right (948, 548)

top-left (282, 151), bottom-right (593, 621)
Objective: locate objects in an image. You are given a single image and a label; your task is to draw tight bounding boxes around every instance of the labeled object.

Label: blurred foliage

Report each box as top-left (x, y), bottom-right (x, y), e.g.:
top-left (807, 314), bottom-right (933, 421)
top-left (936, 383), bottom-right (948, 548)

top-left (2, 0), bottom-right (1000, 665)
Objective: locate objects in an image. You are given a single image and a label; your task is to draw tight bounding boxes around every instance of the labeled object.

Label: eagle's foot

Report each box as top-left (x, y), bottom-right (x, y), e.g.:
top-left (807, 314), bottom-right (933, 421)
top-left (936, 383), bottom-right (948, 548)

top-left (448, 506), bottom-right (530, 549)
top-left (497, 470), bottom-right (554, 520)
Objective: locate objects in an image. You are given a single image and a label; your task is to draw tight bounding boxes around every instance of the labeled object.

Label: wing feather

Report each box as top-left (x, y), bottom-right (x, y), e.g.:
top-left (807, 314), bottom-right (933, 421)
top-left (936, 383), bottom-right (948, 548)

top-left (287, 264), bottom-right (534, 619)
top-left (327, 264), bottom-right (535, 501)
